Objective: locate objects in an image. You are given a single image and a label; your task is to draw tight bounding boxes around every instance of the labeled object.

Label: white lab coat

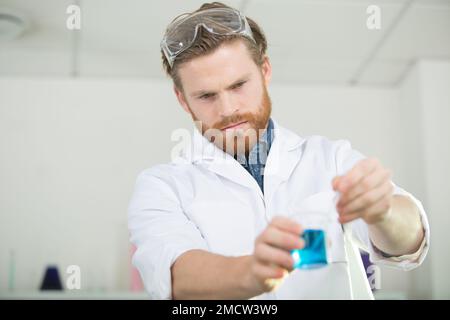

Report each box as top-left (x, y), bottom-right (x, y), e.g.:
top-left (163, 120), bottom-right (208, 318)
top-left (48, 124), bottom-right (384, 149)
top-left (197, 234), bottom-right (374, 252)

top-left (128, 119), bottom-right (430, 300)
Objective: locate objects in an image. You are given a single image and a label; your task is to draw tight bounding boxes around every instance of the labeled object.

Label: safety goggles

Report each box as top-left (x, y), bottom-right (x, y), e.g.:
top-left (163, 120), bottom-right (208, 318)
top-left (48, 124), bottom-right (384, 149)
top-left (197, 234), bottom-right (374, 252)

top-left (161, 8), bottom-right (256, 68)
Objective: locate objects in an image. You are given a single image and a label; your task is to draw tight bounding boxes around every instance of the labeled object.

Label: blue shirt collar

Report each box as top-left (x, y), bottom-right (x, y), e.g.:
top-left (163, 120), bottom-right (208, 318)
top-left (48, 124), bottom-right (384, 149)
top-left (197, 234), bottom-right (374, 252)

top-left (235, 118), bottom-right (274, 166)
top-left (235, 118), bottom-right (274, 192)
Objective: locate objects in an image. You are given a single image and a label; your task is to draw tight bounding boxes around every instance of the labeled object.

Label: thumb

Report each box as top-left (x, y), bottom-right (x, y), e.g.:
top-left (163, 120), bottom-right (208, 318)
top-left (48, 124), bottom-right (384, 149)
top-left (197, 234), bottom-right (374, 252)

top-left (332, 176), bottom-right (342, 191)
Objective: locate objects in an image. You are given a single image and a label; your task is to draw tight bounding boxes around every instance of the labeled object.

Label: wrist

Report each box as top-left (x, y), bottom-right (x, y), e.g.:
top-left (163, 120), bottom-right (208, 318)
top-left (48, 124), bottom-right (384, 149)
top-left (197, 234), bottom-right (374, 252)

top-left (366, 205), bottom-right (393, 226)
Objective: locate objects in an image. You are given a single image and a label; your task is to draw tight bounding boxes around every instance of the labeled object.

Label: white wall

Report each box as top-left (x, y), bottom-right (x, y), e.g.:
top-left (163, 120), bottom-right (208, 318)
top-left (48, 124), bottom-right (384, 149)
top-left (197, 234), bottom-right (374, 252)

top-left (0, 77), bottom-right (191, 293)
top-left (412, 61), bottom-right (450, 299)
top-left (0, 65), bottom-right (444, 297)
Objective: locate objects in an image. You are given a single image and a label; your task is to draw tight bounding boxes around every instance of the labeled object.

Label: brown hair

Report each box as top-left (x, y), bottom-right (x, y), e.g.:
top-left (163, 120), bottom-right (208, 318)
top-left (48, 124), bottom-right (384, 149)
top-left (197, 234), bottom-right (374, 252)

top-left (161, 2), bottom-right (268, 90)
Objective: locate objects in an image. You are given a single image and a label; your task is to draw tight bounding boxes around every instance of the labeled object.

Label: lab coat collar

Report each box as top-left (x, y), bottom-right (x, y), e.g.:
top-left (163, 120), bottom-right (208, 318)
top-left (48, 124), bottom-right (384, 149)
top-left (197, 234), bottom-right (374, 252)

top-left (180, 118), bottom-right (306, 198)
top-left (184, 119), bottom-right (305, 162)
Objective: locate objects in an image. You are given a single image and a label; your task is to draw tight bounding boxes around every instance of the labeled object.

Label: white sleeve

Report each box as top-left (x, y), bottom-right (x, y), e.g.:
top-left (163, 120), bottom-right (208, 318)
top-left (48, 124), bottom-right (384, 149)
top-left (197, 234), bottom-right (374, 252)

top-left (127, 167), bottom-right (209, 299)
top-left (334, 140), bottom-right (430, 271)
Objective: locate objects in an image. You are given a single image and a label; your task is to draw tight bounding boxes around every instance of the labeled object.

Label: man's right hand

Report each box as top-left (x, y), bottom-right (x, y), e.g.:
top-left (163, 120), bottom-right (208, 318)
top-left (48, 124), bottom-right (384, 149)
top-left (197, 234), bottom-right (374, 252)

top-left (171, 216), bottom-right (305, 299)
top-left (245, 216), bottom-right (305, 294)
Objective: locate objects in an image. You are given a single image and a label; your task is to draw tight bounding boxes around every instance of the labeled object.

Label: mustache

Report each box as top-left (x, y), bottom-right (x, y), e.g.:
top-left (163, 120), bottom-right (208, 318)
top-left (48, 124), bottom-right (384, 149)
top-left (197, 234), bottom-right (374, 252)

top-left (213, 113), bottom-right (254, 130)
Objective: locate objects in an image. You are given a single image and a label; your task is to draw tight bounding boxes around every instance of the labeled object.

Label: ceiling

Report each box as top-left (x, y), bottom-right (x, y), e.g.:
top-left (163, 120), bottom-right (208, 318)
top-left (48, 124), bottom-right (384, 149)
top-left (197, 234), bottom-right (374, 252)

top-left (0, 0), bottom-right (449, 86)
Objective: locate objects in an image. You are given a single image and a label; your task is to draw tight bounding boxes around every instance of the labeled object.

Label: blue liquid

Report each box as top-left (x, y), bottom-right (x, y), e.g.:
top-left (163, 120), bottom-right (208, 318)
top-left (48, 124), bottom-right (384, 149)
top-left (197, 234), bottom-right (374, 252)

top-left (291, 229), bottom-right (328, 269)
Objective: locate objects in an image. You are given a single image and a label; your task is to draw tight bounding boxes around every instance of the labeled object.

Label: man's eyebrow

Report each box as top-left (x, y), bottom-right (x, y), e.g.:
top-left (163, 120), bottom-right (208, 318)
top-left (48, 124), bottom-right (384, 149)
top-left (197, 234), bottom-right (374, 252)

top-left (190, 74), bottom-right (251, 98)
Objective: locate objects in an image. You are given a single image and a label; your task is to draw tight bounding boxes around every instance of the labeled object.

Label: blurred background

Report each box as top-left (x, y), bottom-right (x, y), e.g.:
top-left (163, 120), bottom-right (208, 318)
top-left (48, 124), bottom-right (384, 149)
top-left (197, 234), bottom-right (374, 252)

top-left (0, 0), bottom-right (449, 299)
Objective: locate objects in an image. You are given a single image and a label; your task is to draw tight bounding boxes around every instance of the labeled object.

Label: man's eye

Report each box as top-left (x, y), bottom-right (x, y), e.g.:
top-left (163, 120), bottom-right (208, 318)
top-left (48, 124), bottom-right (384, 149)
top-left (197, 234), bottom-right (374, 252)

top-left (233, 81), bottom-right (245, 89)
top-left (200, 94), bottom-right (215, 100)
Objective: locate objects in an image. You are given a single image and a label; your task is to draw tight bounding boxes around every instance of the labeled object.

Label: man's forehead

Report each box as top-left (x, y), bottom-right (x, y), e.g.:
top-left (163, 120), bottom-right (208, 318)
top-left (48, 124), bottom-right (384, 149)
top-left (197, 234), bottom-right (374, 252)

top-left (178, 41), bottom-right (256, 93)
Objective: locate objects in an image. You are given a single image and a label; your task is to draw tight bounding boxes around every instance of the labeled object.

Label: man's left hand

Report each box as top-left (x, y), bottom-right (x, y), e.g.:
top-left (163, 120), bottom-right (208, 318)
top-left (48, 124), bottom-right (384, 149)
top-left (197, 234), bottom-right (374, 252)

top-left (332, 158), bottom-right (394, 225)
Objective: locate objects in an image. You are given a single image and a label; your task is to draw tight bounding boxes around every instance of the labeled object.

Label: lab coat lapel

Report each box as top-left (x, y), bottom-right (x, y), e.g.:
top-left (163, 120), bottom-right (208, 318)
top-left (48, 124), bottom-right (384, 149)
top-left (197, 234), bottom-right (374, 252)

top-left (263, 120), bottom-right (306, 204)
top-left (186, 125), bottom-right (264, 200)
top-left (181, 120), bottom-right (306, 202)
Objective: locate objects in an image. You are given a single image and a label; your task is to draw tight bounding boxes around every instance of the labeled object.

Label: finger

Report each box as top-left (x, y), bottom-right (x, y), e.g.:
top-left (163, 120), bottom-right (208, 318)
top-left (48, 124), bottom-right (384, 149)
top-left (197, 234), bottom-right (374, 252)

top-left (340, 181), bottom-right (394, 215)
top-left (254, 243), bottom-right (295, 271)
top-left (338, 168), bottom-right (391, 208)
top-left (253, 262), bottom-right (286, 281)
top-left (338, 212), bottom-right (361, 224)
top-left (338, 185), bottom-right (392, 224)
top-left (270, 215), bottom-right (303, 236)
top-left (263, 269), bottom-right (289, 291)
top-left (332, 176), bottom-right (343, 191)
top-left (262, 226), bottom-right (304, 251)
top-left (337, 158), bottom-right (379, 193)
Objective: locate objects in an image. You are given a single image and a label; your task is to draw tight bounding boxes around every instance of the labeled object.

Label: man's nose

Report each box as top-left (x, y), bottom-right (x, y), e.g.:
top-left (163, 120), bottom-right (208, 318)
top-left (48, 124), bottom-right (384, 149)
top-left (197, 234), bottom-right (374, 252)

top-left (218, 93), bottom-right (238, 117)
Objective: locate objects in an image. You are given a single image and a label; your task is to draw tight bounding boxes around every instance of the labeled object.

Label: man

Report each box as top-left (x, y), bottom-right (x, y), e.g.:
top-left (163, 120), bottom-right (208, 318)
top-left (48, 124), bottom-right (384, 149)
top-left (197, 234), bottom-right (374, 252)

top-left (128, 2), bottom-right (429, 300)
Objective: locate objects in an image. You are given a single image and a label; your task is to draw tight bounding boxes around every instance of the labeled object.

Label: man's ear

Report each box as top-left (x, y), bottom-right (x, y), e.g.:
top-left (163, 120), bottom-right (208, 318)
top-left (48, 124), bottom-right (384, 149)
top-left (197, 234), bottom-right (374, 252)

top-left (261, 56), bottom-right (272, 87)
top-left (174, 85), bottom-right (191, 114)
